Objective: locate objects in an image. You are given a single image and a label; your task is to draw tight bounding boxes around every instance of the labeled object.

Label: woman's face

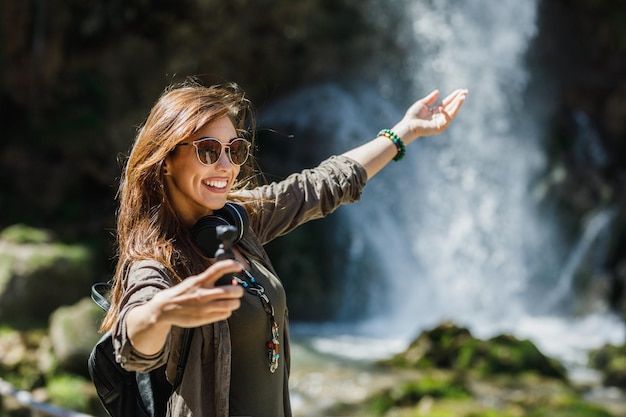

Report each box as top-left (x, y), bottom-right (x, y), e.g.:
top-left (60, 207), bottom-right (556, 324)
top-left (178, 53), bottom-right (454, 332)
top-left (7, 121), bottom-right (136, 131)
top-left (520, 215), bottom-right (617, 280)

top-left (164, 116), bottom-right (241, 227)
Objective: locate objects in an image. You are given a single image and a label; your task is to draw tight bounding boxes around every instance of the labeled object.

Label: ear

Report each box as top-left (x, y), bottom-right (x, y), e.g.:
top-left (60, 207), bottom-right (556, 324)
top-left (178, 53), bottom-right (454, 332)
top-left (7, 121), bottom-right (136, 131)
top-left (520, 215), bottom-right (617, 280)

top-left (162, 161), bottom-right (170, 176)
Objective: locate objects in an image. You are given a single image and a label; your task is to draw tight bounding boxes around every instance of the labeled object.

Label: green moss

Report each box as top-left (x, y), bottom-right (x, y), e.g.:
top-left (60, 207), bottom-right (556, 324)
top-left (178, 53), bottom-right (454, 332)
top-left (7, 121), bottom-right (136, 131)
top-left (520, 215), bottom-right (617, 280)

top-left (473, 335), bottom-right (566, 378)
top-left (366, 373), bottom-right (471, 415)
top-left (467, 410), bottom-right (514, 417)
top-left (0, 225), bottom-right (54, 244)
top-left (382, 323), bottom-right (566, 379)
top-left (589, 343), bottom-right (626, 387)
top-left (0, 324), bottom-right (15, 335)
top-left (421, 408), bottom-right (463, 417)
top-left (46, 374), bottom-right (92, 413)
top-left (525, 400), bottom-right (614, 417)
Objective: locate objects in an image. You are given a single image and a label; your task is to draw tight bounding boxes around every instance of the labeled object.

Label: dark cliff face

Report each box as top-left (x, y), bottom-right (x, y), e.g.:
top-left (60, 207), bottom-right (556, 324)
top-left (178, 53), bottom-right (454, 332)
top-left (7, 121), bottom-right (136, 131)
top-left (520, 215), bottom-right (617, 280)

top-left (530, 0), bottom-right (626, 315)
top-left (533, 0), bottom-right (626, 175)
top-left (2, 0), bottom-right (626, 317)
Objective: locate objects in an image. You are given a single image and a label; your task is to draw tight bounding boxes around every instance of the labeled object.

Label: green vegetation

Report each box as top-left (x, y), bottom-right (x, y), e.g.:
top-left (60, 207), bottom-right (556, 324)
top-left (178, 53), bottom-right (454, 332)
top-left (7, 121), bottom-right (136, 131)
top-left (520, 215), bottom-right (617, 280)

top-left (46, 374), bottom-right (93, 413)
top-left (367, 373), bottom-right (471, 415)
top-left (589, 343), bottom-right (626, 388)
top-left (0, 225), bottom-right (54, 244)
top-left (381, 322), bottom-right (566, 379)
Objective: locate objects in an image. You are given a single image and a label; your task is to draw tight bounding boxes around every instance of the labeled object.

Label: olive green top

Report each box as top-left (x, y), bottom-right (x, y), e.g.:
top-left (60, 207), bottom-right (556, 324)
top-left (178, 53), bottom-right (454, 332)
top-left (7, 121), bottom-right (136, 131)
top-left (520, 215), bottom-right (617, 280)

top-left (228, 259), bottom-right (287, 417)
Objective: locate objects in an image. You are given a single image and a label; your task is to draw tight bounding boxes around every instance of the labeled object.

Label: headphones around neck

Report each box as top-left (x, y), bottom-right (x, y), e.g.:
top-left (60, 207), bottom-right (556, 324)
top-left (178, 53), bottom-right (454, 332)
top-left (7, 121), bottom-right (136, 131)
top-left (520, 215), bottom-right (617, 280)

top-left (191, 203), bottom-right (249, 256)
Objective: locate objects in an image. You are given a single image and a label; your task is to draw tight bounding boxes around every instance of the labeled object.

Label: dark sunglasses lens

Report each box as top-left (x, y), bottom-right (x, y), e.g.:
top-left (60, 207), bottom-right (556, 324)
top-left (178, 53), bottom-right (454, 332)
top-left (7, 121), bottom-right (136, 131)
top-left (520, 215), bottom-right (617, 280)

top-left (196, 139), bottom-right (222, 165)
top-left (229, 139), bottom-right (250, 166)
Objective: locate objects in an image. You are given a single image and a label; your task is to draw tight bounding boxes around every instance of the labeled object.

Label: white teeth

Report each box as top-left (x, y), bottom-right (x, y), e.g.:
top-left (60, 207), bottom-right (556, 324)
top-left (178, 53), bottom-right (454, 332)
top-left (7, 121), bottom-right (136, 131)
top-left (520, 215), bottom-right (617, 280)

top-left (203, 180), bottom-right (228, 189)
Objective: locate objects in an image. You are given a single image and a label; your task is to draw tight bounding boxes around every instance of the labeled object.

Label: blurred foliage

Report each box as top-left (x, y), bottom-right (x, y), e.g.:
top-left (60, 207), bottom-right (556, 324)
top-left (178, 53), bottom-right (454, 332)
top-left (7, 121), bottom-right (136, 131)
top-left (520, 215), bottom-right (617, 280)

top-left (367, 373), bottom-right (471, 415)
top-left (0, 224), bottom-right (54, 244)
top-left (0, 228), bottom-right (93, 328)
top-left (590, 343), bottom-right (626, 388)
top-left (46, 374), bottom-right (93, 413)
top-left (524, 401), bottom-right (615, 417)
top-left (330, 368), bottom-right (615, 417)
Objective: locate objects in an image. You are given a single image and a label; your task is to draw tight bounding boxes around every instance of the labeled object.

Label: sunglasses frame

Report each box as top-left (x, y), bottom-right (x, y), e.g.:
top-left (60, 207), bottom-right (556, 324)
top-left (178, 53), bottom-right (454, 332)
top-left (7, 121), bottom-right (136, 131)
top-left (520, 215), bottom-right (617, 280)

top-left (176, 137), bottom-right (251, 167)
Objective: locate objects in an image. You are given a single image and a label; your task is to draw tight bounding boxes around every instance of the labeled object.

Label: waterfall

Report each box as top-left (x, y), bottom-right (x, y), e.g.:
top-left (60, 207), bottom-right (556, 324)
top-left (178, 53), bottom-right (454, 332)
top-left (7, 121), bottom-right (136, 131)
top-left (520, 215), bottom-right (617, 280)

top-left (260, 0), bottom-right (624, 365)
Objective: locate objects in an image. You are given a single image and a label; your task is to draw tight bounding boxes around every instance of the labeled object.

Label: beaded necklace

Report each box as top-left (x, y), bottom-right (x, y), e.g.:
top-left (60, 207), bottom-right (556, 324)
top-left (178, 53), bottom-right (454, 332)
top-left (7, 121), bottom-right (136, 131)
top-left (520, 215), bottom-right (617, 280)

top-left (235, 269), bottom-right (280, 373)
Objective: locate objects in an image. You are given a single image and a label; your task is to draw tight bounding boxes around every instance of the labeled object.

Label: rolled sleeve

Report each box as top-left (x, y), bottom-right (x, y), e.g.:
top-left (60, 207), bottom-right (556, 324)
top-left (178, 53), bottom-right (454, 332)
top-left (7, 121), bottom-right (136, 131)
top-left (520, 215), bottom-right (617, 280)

top-left (237, 155), bottom-right (368, 244)
top-left (112, 260), bottom-right (174, 373)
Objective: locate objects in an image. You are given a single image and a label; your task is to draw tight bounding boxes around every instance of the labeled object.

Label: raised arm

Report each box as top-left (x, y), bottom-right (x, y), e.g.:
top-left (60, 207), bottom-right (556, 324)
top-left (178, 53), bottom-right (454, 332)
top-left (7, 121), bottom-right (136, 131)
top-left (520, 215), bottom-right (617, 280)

top-left (342, 88), bottom-right (468, 179)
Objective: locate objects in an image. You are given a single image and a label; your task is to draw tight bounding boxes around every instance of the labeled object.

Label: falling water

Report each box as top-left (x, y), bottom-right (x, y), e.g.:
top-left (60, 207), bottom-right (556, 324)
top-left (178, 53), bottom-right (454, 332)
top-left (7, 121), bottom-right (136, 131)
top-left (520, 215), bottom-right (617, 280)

top-left (260, 0), bottom-right (624, 366)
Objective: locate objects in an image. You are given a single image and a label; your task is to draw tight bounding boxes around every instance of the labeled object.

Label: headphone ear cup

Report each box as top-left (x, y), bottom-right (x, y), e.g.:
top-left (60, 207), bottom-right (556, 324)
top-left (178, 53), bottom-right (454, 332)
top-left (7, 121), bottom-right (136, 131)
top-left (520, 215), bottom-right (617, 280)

top-left (191, 203), bottom-right (249, 256)
top-left (191, 216), bottom-right (230, 256)
top-left (220, 202), bottom-right (249, 242)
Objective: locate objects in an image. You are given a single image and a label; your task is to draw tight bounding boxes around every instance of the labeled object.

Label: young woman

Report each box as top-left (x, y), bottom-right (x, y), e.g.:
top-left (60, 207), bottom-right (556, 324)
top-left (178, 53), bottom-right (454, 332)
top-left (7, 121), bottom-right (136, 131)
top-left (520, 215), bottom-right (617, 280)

top-left (100, 80), bottom-right (467, 417)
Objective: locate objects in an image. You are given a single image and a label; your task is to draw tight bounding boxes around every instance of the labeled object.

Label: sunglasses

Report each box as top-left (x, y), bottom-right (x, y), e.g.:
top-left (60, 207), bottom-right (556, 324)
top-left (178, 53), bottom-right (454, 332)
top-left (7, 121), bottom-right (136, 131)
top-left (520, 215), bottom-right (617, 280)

top-left (177, 137), bottom-right (252, 167)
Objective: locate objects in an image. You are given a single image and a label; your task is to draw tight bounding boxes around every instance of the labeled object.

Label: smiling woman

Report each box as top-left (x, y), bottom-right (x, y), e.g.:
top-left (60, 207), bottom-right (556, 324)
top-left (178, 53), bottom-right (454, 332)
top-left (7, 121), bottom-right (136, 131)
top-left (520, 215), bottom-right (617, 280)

top-left (95, 77), bottom-right (467, 417)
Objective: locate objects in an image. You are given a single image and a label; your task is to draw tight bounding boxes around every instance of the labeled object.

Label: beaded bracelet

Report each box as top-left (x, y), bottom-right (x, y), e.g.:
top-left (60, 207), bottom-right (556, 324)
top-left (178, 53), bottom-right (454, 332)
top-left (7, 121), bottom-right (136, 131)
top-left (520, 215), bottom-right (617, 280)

top-left (378, 129), bottom-right (406, 161)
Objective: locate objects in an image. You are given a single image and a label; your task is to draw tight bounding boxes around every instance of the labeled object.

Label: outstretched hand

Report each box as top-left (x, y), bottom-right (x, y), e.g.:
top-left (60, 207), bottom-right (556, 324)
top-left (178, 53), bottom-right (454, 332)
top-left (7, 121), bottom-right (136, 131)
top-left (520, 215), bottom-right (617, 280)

top-left (153, 259), bottom-right (244, 329)
top-left (340, 87), bottom-right (468, 180)
top-left (125, 260), bottom-right (245, 356)
top-left (395, 88), bottom-right (468, 143)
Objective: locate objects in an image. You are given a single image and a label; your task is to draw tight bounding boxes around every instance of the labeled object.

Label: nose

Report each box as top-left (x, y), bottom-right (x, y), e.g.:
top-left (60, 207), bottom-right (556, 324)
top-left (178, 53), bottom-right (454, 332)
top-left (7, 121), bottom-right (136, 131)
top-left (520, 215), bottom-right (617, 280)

top-left (214, 145), bottom-right (233, 169)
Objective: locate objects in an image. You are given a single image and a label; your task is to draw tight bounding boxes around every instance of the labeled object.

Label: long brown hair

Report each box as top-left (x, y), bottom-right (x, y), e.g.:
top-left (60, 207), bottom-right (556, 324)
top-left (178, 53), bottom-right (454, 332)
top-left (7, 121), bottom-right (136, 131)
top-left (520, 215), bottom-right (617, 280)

top-left (100, 79), bottom-right (257, 332)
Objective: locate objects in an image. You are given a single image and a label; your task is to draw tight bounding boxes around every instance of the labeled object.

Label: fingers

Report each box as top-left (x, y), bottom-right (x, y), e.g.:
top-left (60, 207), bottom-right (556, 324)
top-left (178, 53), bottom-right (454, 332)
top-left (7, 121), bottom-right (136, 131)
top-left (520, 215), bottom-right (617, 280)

top-left (421, 89), bottom-right (440, 107)
top-left (157, 277), bottom-right (244, 310)
top-left (161, 258), bottom-right (244, 302)
top-left (156, 270), bottom-right (244, 327)
top-left (404, 88), bottom-right (466, 135)
top-left (439, 88), bottom-right (467, 108)
top-left (418, 89), bottom-right (467, 120)
top-left (193, 259), bottom-right (243, 288)
top-left (440, 89), bottom-right (468, 120)
top-left (138, 260), bottom-right (246, 330)
top-left (162, 290), bottom-right (243, 327)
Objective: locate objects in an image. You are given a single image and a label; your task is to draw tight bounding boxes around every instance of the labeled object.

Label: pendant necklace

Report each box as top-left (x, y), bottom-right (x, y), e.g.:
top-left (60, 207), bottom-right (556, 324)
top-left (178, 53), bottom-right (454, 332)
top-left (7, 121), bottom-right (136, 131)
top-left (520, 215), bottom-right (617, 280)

top-left (235, 269), bottom-right (280, 373)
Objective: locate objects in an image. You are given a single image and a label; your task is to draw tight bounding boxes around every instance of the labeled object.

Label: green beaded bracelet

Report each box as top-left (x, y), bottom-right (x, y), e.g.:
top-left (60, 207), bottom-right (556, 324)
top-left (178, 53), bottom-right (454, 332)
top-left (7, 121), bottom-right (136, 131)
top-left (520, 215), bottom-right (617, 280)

top-left (378, 129), bottom-right (406, 161)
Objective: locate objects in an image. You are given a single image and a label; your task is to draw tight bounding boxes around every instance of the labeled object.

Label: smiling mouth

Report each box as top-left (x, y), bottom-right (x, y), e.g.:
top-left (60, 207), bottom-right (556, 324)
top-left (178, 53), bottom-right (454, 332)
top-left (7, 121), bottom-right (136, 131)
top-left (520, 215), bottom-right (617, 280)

top-left (202, 179), bottom-right (228, 189)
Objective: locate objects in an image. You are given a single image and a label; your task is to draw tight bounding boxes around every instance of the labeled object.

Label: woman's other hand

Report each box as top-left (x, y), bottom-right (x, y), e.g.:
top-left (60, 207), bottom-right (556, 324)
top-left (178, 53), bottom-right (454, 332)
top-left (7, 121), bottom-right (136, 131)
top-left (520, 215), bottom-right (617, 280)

top-left (394, 88), bottom-right (468, 144)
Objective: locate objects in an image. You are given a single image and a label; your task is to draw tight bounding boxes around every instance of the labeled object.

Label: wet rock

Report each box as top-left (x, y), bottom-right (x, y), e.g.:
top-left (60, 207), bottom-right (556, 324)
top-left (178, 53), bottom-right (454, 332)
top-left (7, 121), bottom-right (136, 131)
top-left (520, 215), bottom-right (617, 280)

top-left (0, 330), bottom-right (28, 369)
top-left (381, 321), bottom-right (566, 379)
top-left (590, 343), bottom-right (626, 388)
top-left (48, 297), bottom-right (104, 375)
top-left (0, 224), bottom-right (93, 327)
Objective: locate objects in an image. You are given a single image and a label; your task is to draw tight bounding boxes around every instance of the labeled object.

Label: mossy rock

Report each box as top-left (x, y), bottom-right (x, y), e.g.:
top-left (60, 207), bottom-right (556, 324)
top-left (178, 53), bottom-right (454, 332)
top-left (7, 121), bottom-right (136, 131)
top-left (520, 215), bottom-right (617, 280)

top-left (366, 372), bottom-right (471, 415)
top-left (46, 374), bottom-right (95, 413)
top-left (0, 224), bottom-right (54, 244)
top-left (0, 225), bottom-right (93, 326)
top-left (381, 322), bottom-right (566, 379)
top-left (0, 327), bottom-right (49, 391)
top-left (524, 399), bottom-right (615, 417)
top-left (329, 372), bottom-right (613, 417)
top-left (472, 334), bottom-right (566, 379)
top-left (49, 298), bottom-right (104, 375)
top-left (589, 343), bottom-right (626, 388)
top-left (381, 321), bottom-right (475, 369)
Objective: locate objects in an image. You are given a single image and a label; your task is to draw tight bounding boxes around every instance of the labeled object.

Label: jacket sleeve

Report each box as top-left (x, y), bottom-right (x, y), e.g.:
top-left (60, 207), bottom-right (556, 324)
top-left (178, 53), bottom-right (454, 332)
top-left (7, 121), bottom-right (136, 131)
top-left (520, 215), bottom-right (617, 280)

top-left (236, 155), bottom-right (368, 245)
top-left (111, 260), bottom-right (174, 373)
